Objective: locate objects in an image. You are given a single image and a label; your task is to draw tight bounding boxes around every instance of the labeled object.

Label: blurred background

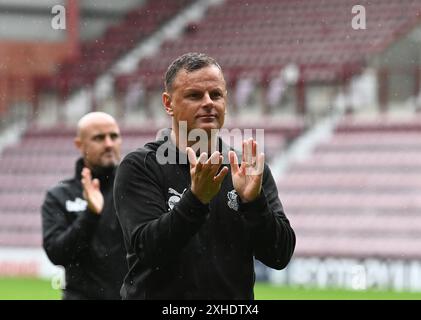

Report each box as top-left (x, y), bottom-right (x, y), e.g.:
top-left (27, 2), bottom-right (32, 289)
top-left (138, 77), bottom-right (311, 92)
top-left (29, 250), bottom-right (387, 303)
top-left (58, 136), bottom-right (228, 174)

top-left (1, 0), bottom-right (421, 299)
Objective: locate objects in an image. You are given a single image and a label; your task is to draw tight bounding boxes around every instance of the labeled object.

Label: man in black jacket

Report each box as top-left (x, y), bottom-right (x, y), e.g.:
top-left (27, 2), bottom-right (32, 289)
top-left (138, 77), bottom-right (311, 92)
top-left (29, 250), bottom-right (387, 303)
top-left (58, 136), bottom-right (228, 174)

top-left (42, 112), bottom-right (128, 299)
top-left (114, 52), bottom-right (296, 299)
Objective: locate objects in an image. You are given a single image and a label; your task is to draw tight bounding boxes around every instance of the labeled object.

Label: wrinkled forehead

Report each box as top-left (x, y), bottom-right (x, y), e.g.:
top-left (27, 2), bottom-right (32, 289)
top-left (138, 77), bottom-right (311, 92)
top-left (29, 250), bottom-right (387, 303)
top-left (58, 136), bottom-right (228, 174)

top-left (172, 65), bottom-right (226, 92)
top-left (79, 119), bottom-right (120, 140)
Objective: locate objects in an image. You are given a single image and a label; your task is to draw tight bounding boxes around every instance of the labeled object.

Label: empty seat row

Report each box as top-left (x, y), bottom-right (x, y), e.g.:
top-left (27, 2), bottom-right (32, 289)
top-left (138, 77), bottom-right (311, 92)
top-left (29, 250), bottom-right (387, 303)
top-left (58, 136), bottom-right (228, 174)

top-left (278, 116), bottom-right (421, 259)
top-left (36, 0), bottom-right (194, 94)
top-left (295, 235), bottom-right (421, 259)
top-left (115, 0), bottom-right (421, 92)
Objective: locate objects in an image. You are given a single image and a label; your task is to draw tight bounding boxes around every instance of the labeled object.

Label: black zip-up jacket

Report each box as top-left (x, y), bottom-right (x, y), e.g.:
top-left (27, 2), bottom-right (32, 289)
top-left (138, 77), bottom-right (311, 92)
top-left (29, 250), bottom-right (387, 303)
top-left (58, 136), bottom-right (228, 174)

top-left (114, 130), bottom-right (296, 299)
top-left (42, 158), bottom-right (128, 299)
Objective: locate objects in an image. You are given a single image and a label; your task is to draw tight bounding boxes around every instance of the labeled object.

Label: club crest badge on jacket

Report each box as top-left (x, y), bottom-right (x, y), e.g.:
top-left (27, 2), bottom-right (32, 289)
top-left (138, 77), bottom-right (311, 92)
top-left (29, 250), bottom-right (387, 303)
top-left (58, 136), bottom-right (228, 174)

top-left (227, 189), bottom-right (239, 211)
top-left (167, 187), bottom-right (187, 210)
top-left (65, 197), bottom-right (88, 213)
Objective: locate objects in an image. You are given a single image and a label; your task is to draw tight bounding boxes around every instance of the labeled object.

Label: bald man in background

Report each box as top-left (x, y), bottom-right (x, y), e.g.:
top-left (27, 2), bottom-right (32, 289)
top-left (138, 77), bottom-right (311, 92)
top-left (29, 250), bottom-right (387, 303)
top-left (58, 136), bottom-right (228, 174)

top-left (41, 112), bottom-right (127, 299)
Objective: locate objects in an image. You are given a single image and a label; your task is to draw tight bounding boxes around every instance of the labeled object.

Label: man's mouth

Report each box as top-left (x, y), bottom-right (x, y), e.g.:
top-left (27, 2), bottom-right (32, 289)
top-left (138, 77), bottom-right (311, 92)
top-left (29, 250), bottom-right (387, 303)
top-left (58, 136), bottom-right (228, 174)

top-left (102, 151), bottom-right (115, 157)
top-left (197, 114), bottom-right (217, 120)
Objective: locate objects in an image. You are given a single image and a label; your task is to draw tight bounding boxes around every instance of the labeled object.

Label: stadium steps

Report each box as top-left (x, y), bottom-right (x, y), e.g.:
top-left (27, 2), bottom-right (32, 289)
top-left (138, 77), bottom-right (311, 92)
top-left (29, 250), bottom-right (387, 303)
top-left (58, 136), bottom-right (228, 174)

top-left (115, 0), bottom-right (421, 93)
top-left (279, 115), bottom-right (421, 259)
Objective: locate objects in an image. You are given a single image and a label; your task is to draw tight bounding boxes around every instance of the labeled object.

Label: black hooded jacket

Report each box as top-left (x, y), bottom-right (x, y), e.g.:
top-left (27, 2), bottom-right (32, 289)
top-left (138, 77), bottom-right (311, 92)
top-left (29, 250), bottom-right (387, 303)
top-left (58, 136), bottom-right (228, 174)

top-left (114, 130), bottom-right (296, 299)
top-left (42, 158), bottom-right (128, 299)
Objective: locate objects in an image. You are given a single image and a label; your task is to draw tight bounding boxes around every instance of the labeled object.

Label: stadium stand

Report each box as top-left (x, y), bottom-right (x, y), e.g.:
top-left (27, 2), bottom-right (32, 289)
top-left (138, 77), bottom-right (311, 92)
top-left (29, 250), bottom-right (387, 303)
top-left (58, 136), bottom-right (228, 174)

top-left (30, 0), bottom-right (421, 124)
top-left (1, 0), bottom-right (421, 290)
top-left (0, 120), bottom-right (302, 248)
top-left (278, 115), bottom-right (421, 260)
top-left (36, 0), bottom-right (194, 96)
top-left (0, 126), bottom-right (156, 247)
top-left (115, 0), bottom-right (421, 115)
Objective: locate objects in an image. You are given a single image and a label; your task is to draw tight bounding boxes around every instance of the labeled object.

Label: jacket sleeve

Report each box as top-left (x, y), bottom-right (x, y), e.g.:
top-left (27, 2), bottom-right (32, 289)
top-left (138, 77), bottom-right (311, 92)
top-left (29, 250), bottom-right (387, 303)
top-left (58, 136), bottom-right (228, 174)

top-left (114, 151), bottom-right (209, 269)
top-left (239, 164), bottom-right (296, 270)
top-left (41, 190), bottom-right (100, 266)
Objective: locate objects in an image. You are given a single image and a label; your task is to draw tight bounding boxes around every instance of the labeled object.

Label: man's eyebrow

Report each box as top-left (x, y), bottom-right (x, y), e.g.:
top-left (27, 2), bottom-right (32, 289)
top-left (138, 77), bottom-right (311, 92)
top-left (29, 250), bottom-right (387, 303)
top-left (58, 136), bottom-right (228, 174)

top-left (184, 86), bottom-right (224, 92)
top-left (183, 87), bottom-right (202, 92)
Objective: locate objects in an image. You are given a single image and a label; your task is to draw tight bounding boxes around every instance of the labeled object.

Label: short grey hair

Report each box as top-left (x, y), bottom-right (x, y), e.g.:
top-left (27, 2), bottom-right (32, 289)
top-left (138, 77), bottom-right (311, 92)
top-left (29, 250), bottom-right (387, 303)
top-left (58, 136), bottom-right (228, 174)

top-left (164, 52), bottom-right (223, 92)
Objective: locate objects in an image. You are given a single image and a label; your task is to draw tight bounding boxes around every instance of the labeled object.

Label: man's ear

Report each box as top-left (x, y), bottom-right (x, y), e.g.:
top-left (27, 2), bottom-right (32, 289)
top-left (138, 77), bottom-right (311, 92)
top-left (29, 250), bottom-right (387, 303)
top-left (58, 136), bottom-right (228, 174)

top-left (74, 137), bottom-right (83, 152)
top-left (162, 92), bottom-right (173, 116)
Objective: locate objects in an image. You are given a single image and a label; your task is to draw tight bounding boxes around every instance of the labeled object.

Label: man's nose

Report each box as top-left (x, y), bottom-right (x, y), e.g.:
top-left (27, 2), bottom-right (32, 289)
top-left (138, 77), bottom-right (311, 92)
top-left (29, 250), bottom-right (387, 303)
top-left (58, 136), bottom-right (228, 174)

top-left (201, 92), bottom-right (214, 108)
top-left (104, 135), bottom-right (114, 147)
